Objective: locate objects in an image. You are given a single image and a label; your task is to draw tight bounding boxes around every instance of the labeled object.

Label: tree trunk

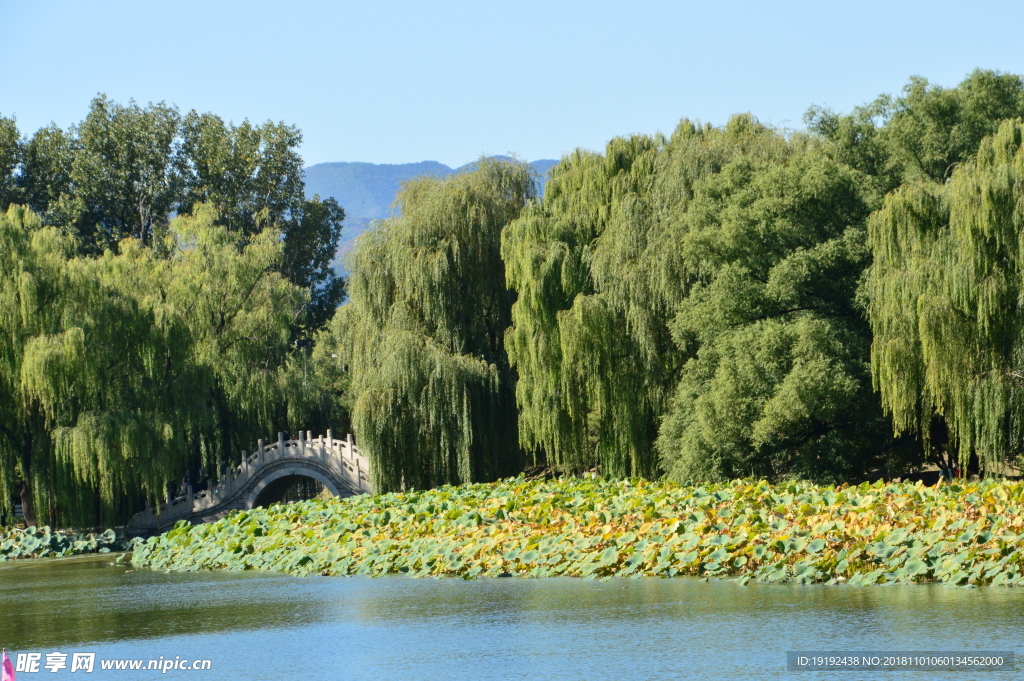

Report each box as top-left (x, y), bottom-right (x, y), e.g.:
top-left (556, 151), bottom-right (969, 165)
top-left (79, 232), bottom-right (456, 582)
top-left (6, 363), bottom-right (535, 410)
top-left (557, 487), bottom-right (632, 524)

top-left (47, 489), bottom-right (57, 529)
top-left (18, 415), bottom-right (39, 527)
top-left (20, 479), bottom-right (37, 527)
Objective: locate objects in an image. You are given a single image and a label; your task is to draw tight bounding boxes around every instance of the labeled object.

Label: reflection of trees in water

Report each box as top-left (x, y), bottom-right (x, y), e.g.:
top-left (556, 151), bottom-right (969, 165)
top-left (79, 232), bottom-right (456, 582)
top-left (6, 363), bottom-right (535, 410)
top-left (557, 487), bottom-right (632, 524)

top-left (0, 557), bottom-right (326, 649)
top-left (343, 575), bottom-right (1024, 633)
top-left (6, 555), bottom-right (1024, 655)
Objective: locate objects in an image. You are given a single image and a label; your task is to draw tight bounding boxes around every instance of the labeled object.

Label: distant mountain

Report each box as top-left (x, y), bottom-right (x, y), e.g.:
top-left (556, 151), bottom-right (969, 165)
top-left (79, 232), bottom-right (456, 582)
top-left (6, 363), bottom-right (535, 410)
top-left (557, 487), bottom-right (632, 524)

top-left (303, 157), bottom-right (559, 271)
top-left (304, 160), bottom-right (452, 223)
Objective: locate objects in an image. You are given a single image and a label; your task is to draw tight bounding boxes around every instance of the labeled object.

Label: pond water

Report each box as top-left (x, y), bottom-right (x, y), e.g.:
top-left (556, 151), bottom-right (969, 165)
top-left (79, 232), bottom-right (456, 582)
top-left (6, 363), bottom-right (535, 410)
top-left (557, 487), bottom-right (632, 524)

top-left (0, 555), bottom-right (1020, 680)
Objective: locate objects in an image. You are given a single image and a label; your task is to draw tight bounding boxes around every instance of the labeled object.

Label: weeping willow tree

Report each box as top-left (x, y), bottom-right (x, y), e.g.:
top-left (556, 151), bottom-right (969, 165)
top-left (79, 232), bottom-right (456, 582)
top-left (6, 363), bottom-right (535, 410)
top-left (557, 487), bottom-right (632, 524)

top-left (0, 205), bottom-right (191, 524)
top-left (502, 115), bottom-right (788, 477)
top-left (868, 119), bottom-right (1024, 475)
top-left (0, 206), bottom-right (76, 525)
top-left (23, 254), bottom-right (198, 524)
top-left (0, 203), bottom-right (305, 526)
top-left (338, 159), bottom-right (534, 492)
top-left (155, 205), bottom-right (306, 469)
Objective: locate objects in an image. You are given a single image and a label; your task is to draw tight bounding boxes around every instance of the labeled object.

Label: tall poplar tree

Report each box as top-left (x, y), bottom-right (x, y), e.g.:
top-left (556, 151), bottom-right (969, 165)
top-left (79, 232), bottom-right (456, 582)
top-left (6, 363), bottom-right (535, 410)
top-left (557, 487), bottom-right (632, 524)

top-left (55, 96), bottom-right (182, 251)
top-left (0, 114), bottom-right (21, 209)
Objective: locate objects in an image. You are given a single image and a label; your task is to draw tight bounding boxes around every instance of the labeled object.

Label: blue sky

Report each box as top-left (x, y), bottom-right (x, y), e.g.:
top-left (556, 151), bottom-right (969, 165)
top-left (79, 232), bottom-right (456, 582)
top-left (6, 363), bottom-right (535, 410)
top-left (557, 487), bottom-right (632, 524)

top-left (2, 0), bottom-right (1023, 168)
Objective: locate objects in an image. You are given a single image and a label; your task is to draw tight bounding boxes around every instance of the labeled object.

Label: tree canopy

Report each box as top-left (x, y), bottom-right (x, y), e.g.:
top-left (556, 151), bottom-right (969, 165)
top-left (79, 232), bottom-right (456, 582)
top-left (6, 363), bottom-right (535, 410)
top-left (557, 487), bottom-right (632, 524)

top-left (502, 70), bottom-right (1024, 483)
top-left (0, 95), bottom-right (346, 340)
top-left (868, 118), bottom-right (1024, 474)
top-left (502, 115), bottom-right (893, 482)
top-left (0, 203), bottom-right (308, 526)
top-left (657, 146), bottom-right (891, 483)
top-left (9, 70), bottom-right (1024, 526)
top-left (337, 159), bottom-right (534, 492)
top-left (0, 96), bottom-right (353, 525)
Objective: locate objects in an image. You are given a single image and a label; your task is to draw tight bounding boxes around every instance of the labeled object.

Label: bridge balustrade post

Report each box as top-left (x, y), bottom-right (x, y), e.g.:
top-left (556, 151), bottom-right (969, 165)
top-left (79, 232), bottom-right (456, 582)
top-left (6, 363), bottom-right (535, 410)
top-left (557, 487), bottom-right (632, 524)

top-left (278, 432), bottom-right (285, 460)
top-left (241, 450), bottom-right (248, 476)
top-left (298, 430), bottom-right (305, 456)
top-left (347, 433), bottom-right (355, 460)
top-left (326, 430), bottom-right (334, 460)
top-left (258, 439), bottom-right (265, 467)
top-left (317, 434), bottom-right (324, 462)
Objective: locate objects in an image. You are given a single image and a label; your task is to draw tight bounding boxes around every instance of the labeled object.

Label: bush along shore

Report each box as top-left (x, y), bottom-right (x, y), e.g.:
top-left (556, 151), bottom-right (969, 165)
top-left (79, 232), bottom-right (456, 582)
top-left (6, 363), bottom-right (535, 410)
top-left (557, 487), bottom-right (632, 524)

top-left (0, 526), bottom-right (129, 561)
top-left (131, 477), bottom-right (1024, 586)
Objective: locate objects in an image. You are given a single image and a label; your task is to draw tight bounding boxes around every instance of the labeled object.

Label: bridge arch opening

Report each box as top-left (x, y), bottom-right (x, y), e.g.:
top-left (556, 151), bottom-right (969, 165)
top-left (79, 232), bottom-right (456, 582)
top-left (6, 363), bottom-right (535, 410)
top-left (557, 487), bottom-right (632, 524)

top-left (247, 468), bottom-right (343, 509)
top-left (252, 475), bottom-right (325, 507)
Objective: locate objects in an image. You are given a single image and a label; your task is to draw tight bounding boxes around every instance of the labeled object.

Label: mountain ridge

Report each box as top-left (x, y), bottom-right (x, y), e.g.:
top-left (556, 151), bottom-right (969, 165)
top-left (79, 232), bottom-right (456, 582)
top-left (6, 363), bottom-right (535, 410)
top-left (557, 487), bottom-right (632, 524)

top-left (303, 157), bottom-right (559, 269)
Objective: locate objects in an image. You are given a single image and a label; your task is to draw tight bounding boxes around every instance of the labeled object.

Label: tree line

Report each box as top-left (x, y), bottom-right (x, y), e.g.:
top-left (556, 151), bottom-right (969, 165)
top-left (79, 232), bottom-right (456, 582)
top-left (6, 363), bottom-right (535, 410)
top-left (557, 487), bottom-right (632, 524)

top-left (331, 69), bottom-right (1024, 492)
top-left (5, 70), bottom-right (1024, 525)
top-left (0, 97), bottom-right (345, 526)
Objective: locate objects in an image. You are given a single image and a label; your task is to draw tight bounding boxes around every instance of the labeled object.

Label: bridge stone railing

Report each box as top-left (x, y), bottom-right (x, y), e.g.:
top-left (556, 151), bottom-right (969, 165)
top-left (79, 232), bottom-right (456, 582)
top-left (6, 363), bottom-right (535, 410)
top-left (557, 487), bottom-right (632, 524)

top-left (127, 430), bottom-right (370, 534)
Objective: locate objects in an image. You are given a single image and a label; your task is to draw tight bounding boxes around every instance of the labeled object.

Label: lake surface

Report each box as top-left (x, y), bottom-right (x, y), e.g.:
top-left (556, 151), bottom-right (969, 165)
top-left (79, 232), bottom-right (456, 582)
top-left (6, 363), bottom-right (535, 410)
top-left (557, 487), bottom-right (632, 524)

top-left (0, 555), bottom-right (1020, 680)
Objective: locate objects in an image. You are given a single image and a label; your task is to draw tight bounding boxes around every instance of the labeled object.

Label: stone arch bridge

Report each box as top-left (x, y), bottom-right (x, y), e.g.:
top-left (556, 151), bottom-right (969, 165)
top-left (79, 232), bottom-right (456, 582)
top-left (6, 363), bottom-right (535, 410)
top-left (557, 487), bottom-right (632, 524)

top-left (127, 431), bottom-right (371, 535)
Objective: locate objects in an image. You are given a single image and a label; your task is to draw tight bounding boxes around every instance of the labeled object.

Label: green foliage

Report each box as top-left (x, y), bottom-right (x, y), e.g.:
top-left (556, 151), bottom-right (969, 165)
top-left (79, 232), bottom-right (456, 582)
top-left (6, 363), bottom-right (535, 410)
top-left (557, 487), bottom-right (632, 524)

top-left (281, 195), bottom-right (346, 335)
top-left (868, 119), bottom-right (1024, 474)
top-left (0, 113), bottom-right (21, 209)
top-left (55, 95), bottom-right (183, 251)
top-left (502, 120), bottom-right (761, 477)
top-left (283, 310), bottom-right (352, 437)
top-left (874, 70), bottom-right (1024, 184)
top-left (0, 96), bottom-right (349, 526)
top-left (0, 525), bottom-right (127, 561)
top-left (501, 72), bottom-right (1024, 484)
top-left (105, 205), bottom-right (306, 469)
top-left (504, 115), bottom-right (888, 482)
top-left (0, 203), bottom-right (307, 526)
top-left (0, 205), bottom-right (78, 524)
top-left (177, 112), bottom-right (304, 237)
top-left (658, 148), bottom-right (892, 482)
top-left (808, 69), bottom-right (1024, 188)
top-left (18, 125), bottom-right (75, 217)
top-left (132, 476), bottom-right (1024, 588)
top-left (11, 71), bottom-right (1024, 518)
top-left (339, 159), bottom-right (534, 492)
top-left (1, 96), bottom-right (345, 342)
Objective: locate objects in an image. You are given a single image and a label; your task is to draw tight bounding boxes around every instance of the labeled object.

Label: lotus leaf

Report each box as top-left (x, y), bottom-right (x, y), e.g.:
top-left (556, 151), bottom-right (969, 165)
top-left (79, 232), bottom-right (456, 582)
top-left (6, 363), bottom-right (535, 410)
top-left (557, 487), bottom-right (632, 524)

top-left (124, 477), bottom-right (1024, 587)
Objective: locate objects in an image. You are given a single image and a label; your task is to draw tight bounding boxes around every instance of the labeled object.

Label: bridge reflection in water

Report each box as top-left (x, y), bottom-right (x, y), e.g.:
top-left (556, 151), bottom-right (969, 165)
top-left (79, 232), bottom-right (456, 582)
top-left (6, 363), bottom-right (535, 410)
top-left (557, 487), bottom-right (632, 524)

top-left (127, 430), bottom-right (370, 535)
